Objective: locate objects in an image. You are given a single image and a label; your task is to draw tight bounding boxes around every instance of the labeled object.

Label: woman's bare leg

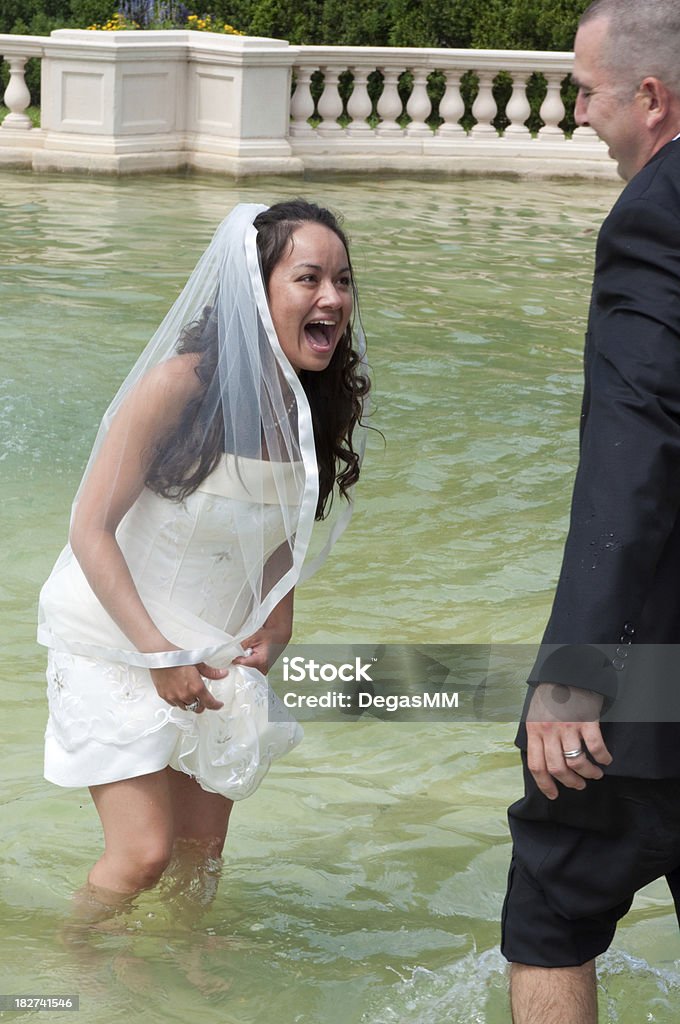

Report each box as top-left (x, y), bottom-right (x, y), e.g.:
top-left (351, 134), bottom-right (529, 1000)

top-left (61, 770), bottom-right (176, 945)
top-left (167, 767), bottom-right (233, 855)
top-left (155, 770), bottom-right (234, 926)
top-left (67, 768), bottom-right (231, 933)
top-left (88, 769), bottom-right (175, 895)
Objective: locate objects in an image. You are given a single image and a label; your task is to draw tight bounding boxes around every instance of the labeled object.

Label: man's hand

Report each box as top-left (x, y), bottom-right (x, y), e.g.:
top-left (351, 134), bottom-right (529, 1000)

top-left (526, 683), bottom-right (613, 799)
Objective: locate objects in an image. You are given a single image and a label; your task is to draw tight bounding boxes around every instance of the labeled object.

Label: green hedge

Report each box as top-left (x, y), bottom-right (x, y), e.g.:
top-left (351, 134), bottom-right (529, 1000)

top-left (186, 0), bottom-right (589, 47)
top-left (1, 0), bottom-right (589, 121)
top-left (0, 0), bottom-right (591, 45)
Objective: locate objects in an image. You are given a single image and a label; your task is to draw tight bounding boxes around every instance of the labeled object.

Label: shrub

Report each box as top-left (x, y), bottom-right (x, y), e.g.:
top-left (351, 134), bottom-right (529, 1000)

top-left (1, 1), bottom-right (590, 116)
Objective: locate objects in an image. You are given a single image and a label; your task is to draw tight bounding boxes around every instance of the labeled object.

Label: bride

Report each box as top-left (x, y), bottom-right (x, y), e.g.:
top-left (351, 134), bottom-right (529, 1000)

top-left (38, 200), bottom-right (370, 903)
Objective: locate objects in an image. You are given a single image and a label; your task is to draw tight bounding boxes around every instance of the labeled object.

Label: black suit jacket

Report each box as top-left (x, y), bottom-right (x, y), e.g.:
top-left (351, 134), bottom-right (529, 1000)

top-left (520, 139), bottom-right (680, 776)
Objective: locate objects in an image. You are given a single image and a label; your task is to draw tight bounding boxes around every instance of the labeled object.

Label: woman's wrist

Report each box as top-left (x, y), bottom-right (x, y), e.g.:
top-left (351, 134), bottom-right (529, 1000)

top-left (136, 635), bottom-right (177, 656)
top-left (262, 619), bottom-right (292, 645)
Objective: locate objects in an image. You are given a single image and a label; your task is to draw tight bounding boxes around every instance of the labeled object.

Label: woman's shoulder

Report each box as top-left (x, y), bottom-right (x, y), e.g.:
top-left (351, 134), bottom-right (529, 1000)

top-left (135, 353), bottom-right (204, 404)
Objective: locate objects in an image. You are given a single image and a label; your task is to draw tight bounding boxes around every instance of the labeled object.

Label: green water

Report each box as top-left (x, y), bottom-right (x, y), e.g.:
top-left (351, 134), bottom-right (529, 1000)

top-left (1, 171), bottom-right (679, 1022)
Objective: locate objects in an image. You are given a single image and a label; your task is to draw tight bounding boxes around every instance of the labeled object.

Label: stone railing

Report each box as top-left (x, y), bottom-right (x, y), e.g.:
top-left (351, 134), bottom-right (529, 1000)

top-left (288, 45), bottom-right (608, 176)
top-left (1, 35), bottom-right (45, 128)
top-left (0, 30), bottom-right (613, 178)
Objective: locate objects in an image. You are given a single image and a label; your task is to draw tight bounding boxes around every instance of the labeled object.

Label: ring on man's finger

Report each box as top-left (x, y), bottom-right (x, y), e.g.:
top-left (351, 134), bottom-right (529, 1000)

top-left (183, 698), bottom-right (201, 712)
top-left (562, 747), bottom-right (584, 759)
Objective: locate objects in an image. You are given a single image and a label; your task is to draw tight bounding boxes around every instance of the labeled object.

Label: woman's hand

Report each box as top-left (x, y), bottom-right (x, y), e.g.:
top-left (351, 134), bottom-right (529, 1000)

top-left (232, 629), bottom-right (287, 676)
top-left (233, 589), bottom-right (295, 676)
top-left (150, 662), bottom-right (226, 713)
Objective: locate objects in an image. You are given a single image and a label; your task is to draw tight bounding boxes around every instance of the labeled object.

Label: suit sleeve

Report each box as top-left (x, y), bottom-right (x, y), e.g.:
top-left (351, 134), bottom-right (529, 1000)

top-left (539, 196), bottom-right (680, 689)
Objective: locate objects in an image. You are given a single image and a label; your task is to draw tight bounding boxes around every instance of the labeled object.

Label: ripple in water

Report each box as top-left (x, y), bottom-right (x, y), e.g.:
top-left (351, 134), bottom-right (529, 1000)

top-left (2, 170), bottom-right (676, 1024)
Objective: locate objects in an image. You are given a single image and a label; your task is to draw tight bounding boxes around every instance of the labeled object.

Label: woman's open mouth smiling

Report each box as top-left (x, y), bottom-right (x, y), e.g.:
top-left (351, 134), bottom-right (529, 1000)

top-left (304, 319), bottom-right (337, 352)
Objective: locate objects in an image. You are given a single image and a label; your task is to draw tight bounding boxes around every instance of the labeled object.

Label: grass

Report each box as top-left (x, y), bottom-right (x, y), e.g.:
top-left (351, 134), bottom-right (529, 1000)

top-left (0, 105), bottom-right (41, 127)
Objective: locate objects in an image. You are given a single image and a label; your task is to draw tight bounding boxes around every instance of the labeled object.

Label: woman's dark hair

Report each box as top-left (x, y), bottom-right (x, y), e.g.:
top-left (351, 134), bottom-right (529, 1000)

top-left (146, 199), bottom-right (370, 519)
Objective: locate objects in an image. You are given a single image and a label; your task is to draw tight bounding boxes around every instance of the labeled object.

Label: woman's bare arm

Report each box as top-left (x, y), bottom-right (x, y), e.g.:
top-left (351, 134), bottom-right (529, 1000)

top-left (70, 356), bottom-right (224, 710)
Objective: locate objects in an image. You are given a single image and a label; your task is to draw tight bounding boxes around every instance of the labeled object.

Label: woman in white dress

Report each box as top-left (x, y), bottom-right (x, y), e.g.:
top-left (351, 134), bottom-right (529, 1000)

top-left (38, 200), bottom-right (369, 903)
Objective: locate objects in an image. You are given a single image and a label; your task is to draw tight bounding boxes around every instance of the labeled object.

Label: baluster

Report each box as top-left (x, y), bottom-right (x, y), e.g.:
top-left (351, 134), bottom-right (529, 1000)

top-left (290, 66), bottom-right (316, 136)
top-left (437, 70), bottom-right (465, 136)
top-left (504, 73), bottom-right (531, 136)
top-left (317, 66), bottom-right (344, 135)
top-left (471, 72), bottom-right (498, 135)
top-left (346, 66), bottom-right (373, 135)
top-left (538, 73), bottom-right (566, 138)
top-left (376, 67), bottom-right (404, 136)
top-left (2, 56), bottom-right (33, 130)
top-left (405, 68), bottom-right (431, 137)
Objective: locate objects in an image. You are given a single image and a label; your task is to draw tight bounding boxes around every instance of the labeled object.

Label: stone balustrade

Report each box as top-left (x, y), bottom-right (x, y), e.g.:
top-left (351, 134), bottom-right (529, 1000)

top-left (0, 30), bottom-right (614, 178)
top-left (288, 45), bottom-right (608, 176)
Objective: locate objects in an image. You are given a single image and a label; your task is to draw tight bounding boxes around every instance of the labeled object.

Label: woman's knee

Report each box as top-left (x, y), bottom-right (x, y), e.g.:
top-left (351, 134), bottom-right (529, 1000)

top-left (105, 841), bottom-right (172, 890)
top-left (131, 844), bottom-right (173, 887)
top-left (89, 839), bottom-right (173, 894)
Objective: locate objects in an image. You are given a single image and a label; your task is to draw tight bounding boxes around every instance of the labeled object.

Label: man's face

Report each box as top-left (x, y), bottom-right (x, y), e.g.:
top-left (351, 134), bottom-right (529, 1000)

top-left (573, 16), bottom-right (649, 181)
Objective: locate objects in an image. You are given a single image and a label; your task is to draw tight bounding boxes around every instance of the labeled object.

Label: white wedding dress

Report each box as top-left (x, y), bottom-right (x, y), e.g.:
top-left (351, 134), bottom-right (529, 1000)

top-left (38, 455), bottom-right (303, 799)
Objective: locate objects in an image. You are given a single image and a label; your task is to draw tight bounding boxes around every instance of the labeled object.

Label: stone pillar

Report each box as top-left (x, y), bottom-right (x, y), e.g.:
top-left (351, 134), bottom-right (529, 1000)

top-left (290, 65), bottom-right (317, 136)
top-left (504, 73), bottom-right (531, 135)
top-left (33, 29), bottom-right (302, 175)
top-left (2, 56), bottom-right (33, 129)
top-left (376, 66), bottom-right (404, 136)
top-left (471, 72), bottom-right (498, 135)
top-left (437, 71), bottom-right (465, 136)
top-left (538, 73), bottom-right (566, 138)
top-left (186, 32), bottom-right (301, 172)
top-left (316, 66), bottom-right (344, 135)
top-left (405, 68), bottom-right (432, 138)
top-left (346, 66), bottom-right (373, 135)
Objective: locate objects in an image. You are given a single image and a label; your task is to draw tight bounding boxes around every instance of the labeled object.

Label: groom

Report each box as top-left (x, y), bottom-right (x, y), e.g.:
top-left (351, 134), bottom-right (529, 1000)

top-left (502, 1), bottom-right (680, 1021)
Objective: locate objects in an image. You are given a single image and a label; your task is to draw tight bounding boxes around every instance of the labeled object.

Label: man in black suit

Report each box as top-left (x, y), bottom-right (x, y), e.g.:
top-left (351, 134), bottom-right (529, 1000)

top-left (502, 2), bottom-right (680, 1021)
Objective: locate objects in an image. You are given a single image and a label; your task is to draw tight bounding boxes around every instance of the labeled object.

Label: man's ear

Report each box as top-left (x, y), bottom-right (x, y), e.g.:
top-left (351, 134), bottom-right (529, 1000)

top-left (638, 76), bottom-right (671, 128)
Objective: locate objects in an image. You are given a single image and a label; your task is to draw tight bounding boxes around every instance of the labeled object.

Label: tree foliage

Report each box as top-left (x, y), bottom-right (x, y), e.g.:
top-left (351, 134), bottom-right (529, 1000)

top-left (469, 0), bottom-right (588, 51)
top-left (1, 0), bottom-right (591, 118)
top-left (1, 0), bottom-right (592, 43)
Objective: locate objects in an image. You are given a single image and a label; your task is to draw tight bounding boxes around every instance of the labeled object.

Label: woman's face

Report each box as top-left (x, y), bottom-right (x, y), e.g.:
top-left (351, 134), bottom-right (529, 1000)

top-left (267, 222), bottom-right (353, 374)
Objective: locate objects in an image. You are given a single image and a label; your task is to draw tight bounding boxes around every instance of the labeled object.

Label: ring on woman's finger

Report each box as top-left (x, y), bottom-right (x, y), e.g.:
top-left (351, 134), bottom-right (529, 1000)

top-left (562, 747), bottom-right (584, 759)
top-left (183, 698), bottom-right (201, 712)
top-left (243, 646), bottom-right (253, 657)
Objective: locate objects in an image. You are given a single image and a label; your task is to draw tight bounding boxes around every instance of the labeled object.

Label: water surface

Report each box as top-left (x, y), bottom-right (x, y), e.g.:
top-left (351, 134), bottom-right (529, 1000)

top-left (1, 170), bottom-right (678, 1022)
